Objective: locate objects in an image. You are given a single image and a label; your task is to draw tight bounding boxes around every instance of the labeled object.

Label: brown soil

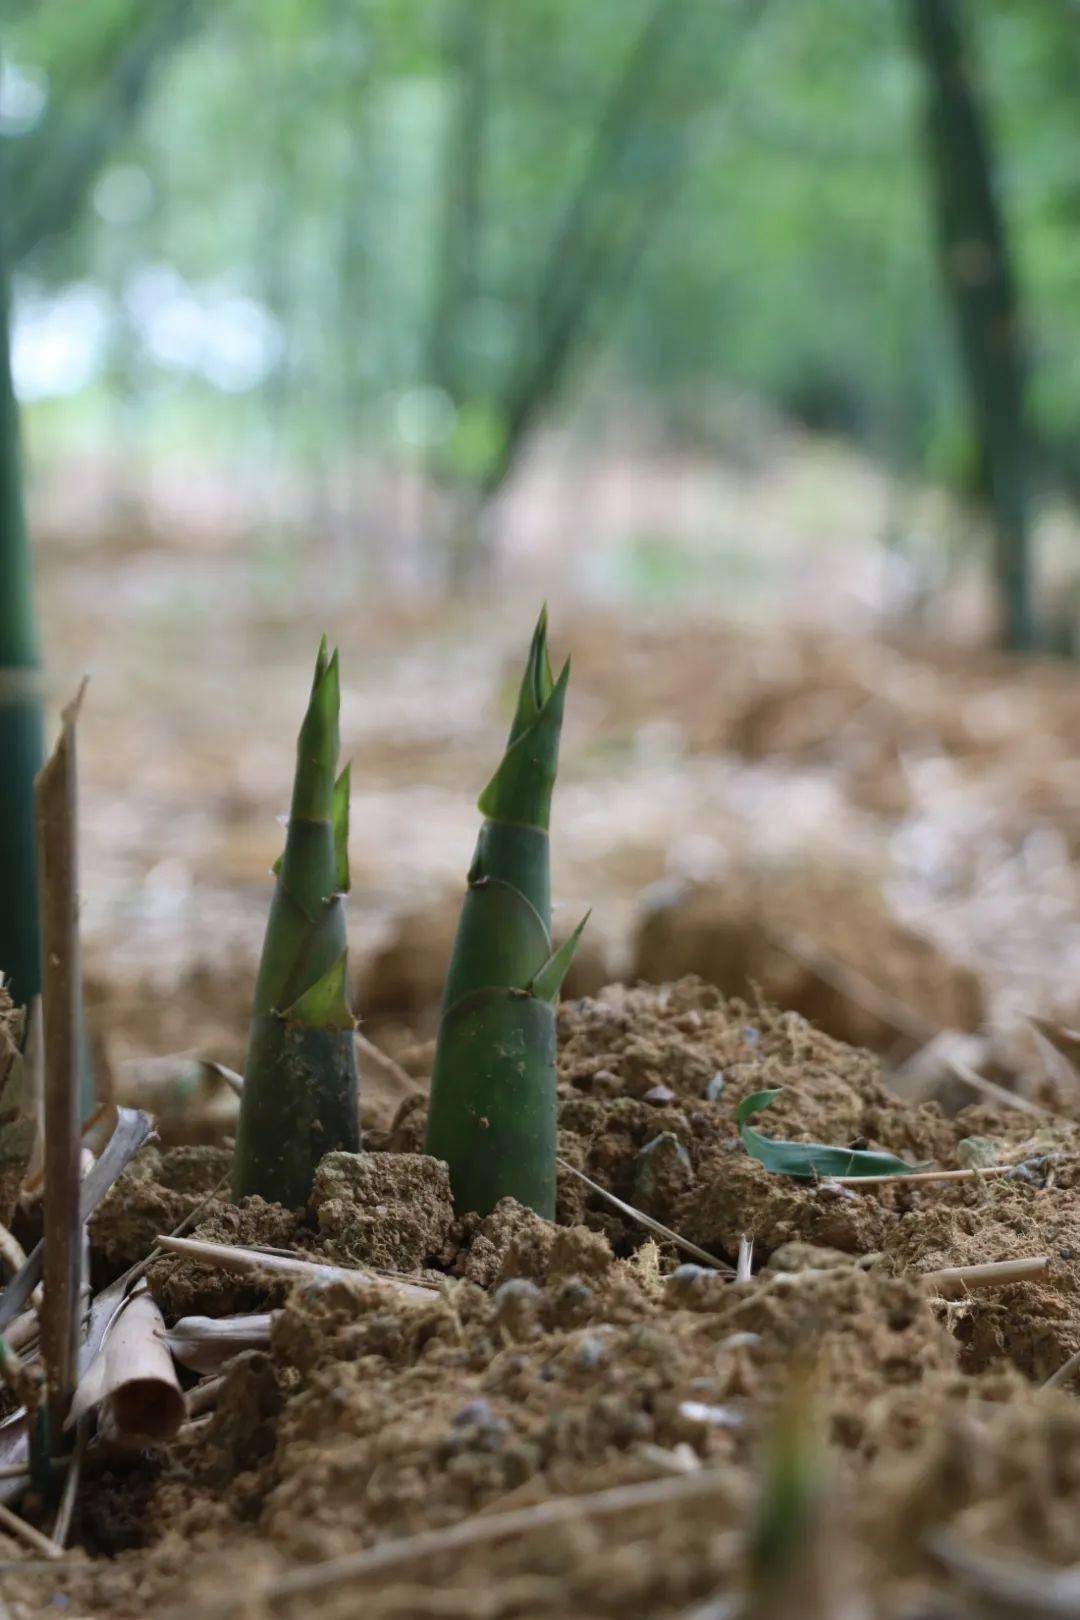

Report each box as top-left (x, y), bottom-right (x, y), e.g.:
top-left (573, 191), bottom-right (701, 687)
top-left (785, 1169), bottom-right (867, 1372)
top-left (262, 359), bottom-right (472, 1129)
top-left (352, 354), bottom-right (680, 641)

top-left (631, 867), bottom-right (984, 1054)
top-left (13, 979), bottom-right (1080, 1620)
top-left (311, 1150), bottom-right (454, 1271)
top-left (0, 985), bottom-right (31, 1226)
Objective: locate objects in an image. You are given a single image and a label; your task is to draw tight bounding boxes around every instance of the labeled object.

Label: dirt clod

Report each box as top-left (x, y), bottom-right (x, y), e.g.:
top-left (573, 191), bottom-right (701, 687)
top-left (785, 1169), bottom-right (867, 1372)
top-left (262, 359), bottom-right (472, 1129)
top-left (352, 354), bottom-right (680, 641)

top-left (311, 1150), bottom-right (454, 1271)
top-left (91, 1144), bottom-right (232, 1272)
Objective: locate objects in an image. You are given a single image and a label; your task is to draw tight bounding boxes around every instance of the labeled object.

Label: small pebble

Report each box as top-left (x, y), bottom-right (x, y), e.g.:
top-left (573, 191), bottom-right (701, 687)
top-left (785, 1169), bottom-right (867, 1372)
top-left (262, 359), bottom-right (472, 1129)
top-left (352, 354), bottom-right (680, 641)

top-left (1009, 1156), bottom-right (1052, 1188)
top-left (574, 1334), bottom-right (608, 1370)
top-left (633, 1131), bottom-right (694, 1213)
top-left (494, 1278), bottom-right (542, 1304)
top-left (556, 1278), bottom-right (594, 1313)
top-left (665, 1263), bottom-right (726, 1308)
top-left (679, 1400), bottom-right (745, 1430)
top-left (643, 1083), bottom-right (677, 1106)
top-left (492, 1278), bottom-right (543, 1338)
top-left (670, 1263), bottom-right (710, 1284)
top-left (742, 1026), bottom-right (761, 1047)
top-left (816, 1181), bottom-right (859, 1202)
top-left (718, 1331), bottom-right (762, 1353)
top-left (452, 1398), bottom-right (495, 1428)
top-left (705, 1072), bottom-right (726, 1101)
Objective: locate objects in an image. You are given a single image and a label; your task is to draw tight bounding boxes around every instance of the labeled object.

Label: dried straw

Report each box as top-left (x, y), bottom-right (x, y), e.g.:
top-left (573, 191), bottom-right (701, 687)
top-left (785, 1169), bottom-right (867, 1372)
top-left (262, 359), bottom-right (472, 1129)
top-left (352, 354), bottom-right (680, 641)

top-left (154, 1236), bottom-right (436, 1303)
top-left (558, 1159), bottom-right (733, 1273)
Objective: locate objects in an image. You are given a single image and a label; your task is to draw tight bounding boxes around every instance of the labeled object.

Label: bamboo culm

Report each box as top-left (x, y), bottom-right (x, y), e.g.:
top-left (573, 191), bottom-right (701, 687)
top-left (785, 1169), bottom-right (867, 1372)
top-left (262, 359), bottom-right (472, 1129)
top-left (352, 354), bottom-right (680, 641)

top-left (425, 609), bottom-right (586, 1218)
top-left (232, 641), bottom-right (359, 1206)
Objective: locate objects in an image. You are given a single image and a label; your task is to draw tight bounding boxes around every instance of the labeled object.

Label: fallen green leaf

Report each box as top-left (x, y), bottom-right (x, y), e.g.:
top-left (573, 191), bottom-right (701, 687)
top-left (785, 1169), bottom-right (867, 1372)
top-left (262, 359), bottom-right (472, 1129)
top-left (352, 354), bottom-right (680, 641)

top-left (737, 1089), bottom-right (930, 1180)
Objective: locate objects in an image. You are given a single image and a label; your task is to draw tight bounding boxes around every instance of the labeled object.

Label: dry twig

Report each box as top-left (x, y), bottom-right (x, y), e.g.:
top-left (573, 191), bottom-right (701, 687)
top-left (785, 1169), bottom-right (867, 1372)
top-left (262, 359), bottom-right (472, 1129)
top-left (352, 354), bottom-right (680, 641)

top-left (763, 927), bottom-right (931, 1044)
top-left (947, 1055), bottom-right (1047, 1118)
top-left (0, 1106), bottom-right (153, 1333)
top-left (557, 1159), bottom-right (733, 1272)
top-left (154, 1236), bottom-right (436, 1302)
top-left (923, 1255), bottom-right (1049, 1298)
top-left (163, 1466), bottom-right (738, 1614)
top-left (0, 1500), bottom-right (64, 1561)
top-left (1042, 1346), bottom-right (1080, 1392)
top-left (825, 1164), bottom-right (1017, 1188)
top-left (929, 1529), bottom-right (1080, 1617)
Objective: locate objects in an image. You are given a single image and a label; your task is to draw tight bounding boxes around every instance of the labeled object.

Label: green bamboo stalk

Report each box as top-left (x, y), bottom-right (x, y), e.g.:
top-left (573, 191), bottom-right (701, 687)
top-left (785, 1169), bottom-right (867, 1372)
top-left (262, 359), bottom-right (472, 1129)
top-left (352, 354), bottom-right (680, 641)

top-left (232, 641), bottom-right (359, 1206)
top-left (0, 173), bottom-right (44, 1016)
top-left (425, 609), bottom-right (586, 1219)
top-left (906, 0), bottom-right (1034, 651)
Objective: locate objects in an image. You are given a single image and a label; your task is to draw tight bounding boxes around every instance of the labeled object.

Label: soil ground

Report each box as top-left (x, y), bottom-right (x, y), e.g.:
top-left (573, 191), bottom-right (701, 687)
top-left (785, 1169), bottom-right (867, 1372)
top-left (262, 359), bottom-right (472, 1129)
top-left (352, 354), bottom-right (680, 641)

top-left (6, 978), bottom-right (1080, 1618)
top-left (10, 433), bottom-right (1080, 1614)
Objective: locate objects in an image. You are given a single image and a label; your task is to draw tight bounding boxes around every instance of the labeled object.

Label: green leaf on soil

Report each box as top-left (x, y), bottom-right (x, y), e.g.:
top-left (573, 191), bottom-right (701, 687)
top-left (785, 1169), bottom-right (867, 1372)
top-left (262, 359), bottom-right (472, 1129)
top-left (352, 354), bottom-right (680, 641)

top-left (737, 1089), bottom-right (930, 1180)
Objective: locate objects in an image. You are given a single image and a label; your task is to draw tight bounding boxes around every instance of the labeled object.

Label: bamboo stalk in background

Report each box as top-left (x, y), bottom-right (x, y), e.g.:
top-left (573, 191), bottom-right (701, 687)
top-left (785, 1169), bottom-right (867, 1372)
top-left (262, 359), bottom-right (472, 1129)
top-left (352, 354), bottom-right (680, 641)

top-left (36, 684), bottom-right (87, 1442)
top-left (0, 159), bottom-right (44, 1016)
top-left (906, 0), bottom-right (1034, 651)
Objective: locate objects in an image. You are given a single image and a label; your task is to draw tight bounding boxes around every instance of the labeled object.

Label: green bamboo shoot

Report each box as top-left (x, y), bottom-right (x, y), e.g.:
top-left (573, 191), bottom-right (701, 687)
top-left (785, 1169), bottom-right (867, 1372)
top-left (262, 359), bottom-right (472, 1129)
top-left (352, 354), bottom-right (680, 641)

top-left (232, 641), bottom-right (359, 1206)
top-left (425, 609), bottom-right (585, 1218)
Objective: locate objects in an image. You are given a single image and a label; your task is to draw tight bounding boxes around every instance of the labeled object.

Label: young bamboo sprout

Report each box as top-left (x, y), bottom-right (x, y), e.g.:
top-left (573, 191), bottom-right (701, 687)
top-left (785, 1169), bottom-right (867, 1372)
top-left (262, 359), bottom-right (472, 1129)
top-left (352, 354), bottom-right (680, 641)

top-left (425, 609), bottom-right (586, 1219)
top-left (745, 1368), bottom-right (858, 1620)
top-left (232, 641), bottom-right (359, 1206)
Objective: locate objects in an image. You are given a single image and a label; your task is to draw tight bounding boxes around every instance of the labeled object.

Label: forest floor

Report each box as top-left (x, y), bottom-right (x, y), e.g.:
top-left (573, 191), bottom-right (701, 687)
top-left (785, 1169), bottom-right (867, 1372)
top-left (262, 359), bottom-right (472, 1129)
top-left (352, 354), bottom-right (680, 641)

top-left (9, 441), bottom-right (1080, 1614)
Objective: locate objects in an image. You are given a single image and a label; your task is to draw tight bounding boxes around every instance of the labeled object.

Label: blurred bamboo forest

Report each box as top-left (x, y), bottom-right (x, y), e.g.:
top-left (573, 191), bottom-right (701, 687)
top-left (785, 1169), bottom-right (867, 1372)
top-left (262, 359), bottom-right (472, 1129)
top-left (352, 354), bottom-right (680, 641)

top-left (3, 0), bottom-right (1080, 616)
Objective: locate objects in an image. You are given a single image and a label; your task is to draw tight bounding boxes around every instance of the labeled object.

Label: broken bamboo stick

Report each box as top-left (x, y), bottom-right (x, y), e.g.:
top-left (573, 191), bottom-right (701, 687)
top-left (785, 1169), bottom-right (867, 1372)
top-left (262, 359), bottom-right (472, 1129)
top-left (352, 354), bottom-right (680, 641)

top-left (153, 1235), bottom-right (436, 1303)
top-left (922, 1255), bottom-right (1049, 1299)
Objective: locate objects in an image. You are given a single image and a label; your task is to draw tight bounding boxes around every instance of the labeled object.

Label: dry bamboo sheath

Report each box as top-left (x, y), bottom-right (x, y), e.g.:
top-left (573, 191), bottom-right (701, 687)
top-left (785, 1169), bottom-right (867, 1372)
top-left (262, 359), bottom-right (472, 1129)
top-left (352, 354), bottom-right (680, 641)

top-left (69, 1288), bottom-right (184, 1447)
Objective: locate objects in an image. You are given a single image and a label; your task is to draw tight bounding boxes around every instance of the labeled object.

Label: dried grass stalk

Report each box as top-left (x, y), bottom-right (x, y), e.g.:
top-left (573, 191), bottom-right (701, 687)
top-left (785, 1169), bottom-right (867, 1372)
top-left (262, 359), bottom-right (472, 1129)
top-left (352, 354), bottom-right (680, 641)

top-left (354, 1033), bottom-right (422, 1100)
top-left (0, 1499), bottom-right (64, 1560)
top-left (923, 1255), bottom-right (1049, 1298)
top-left (185, 1374), bottom-right (224, 1417)
top-left (557, 1158), bottom-right (733, 1272)
top-left (155, 1235), bottom-right (436, 1302)
top-left (184, 1466), bottom-right (740, 1612)
top-left (947, 1055), bottom-right (1048, 1117)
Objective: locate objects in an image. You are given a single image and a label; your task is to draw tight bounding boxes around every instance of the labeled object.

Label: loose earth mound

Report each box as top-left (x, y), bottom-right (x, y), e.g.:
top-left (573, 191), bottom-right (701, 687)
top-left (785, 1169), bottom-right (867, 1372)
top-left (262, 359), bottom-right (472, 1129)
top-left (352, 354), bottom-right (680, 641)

top-left (9, 979), bottom-right (1080, 1618)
